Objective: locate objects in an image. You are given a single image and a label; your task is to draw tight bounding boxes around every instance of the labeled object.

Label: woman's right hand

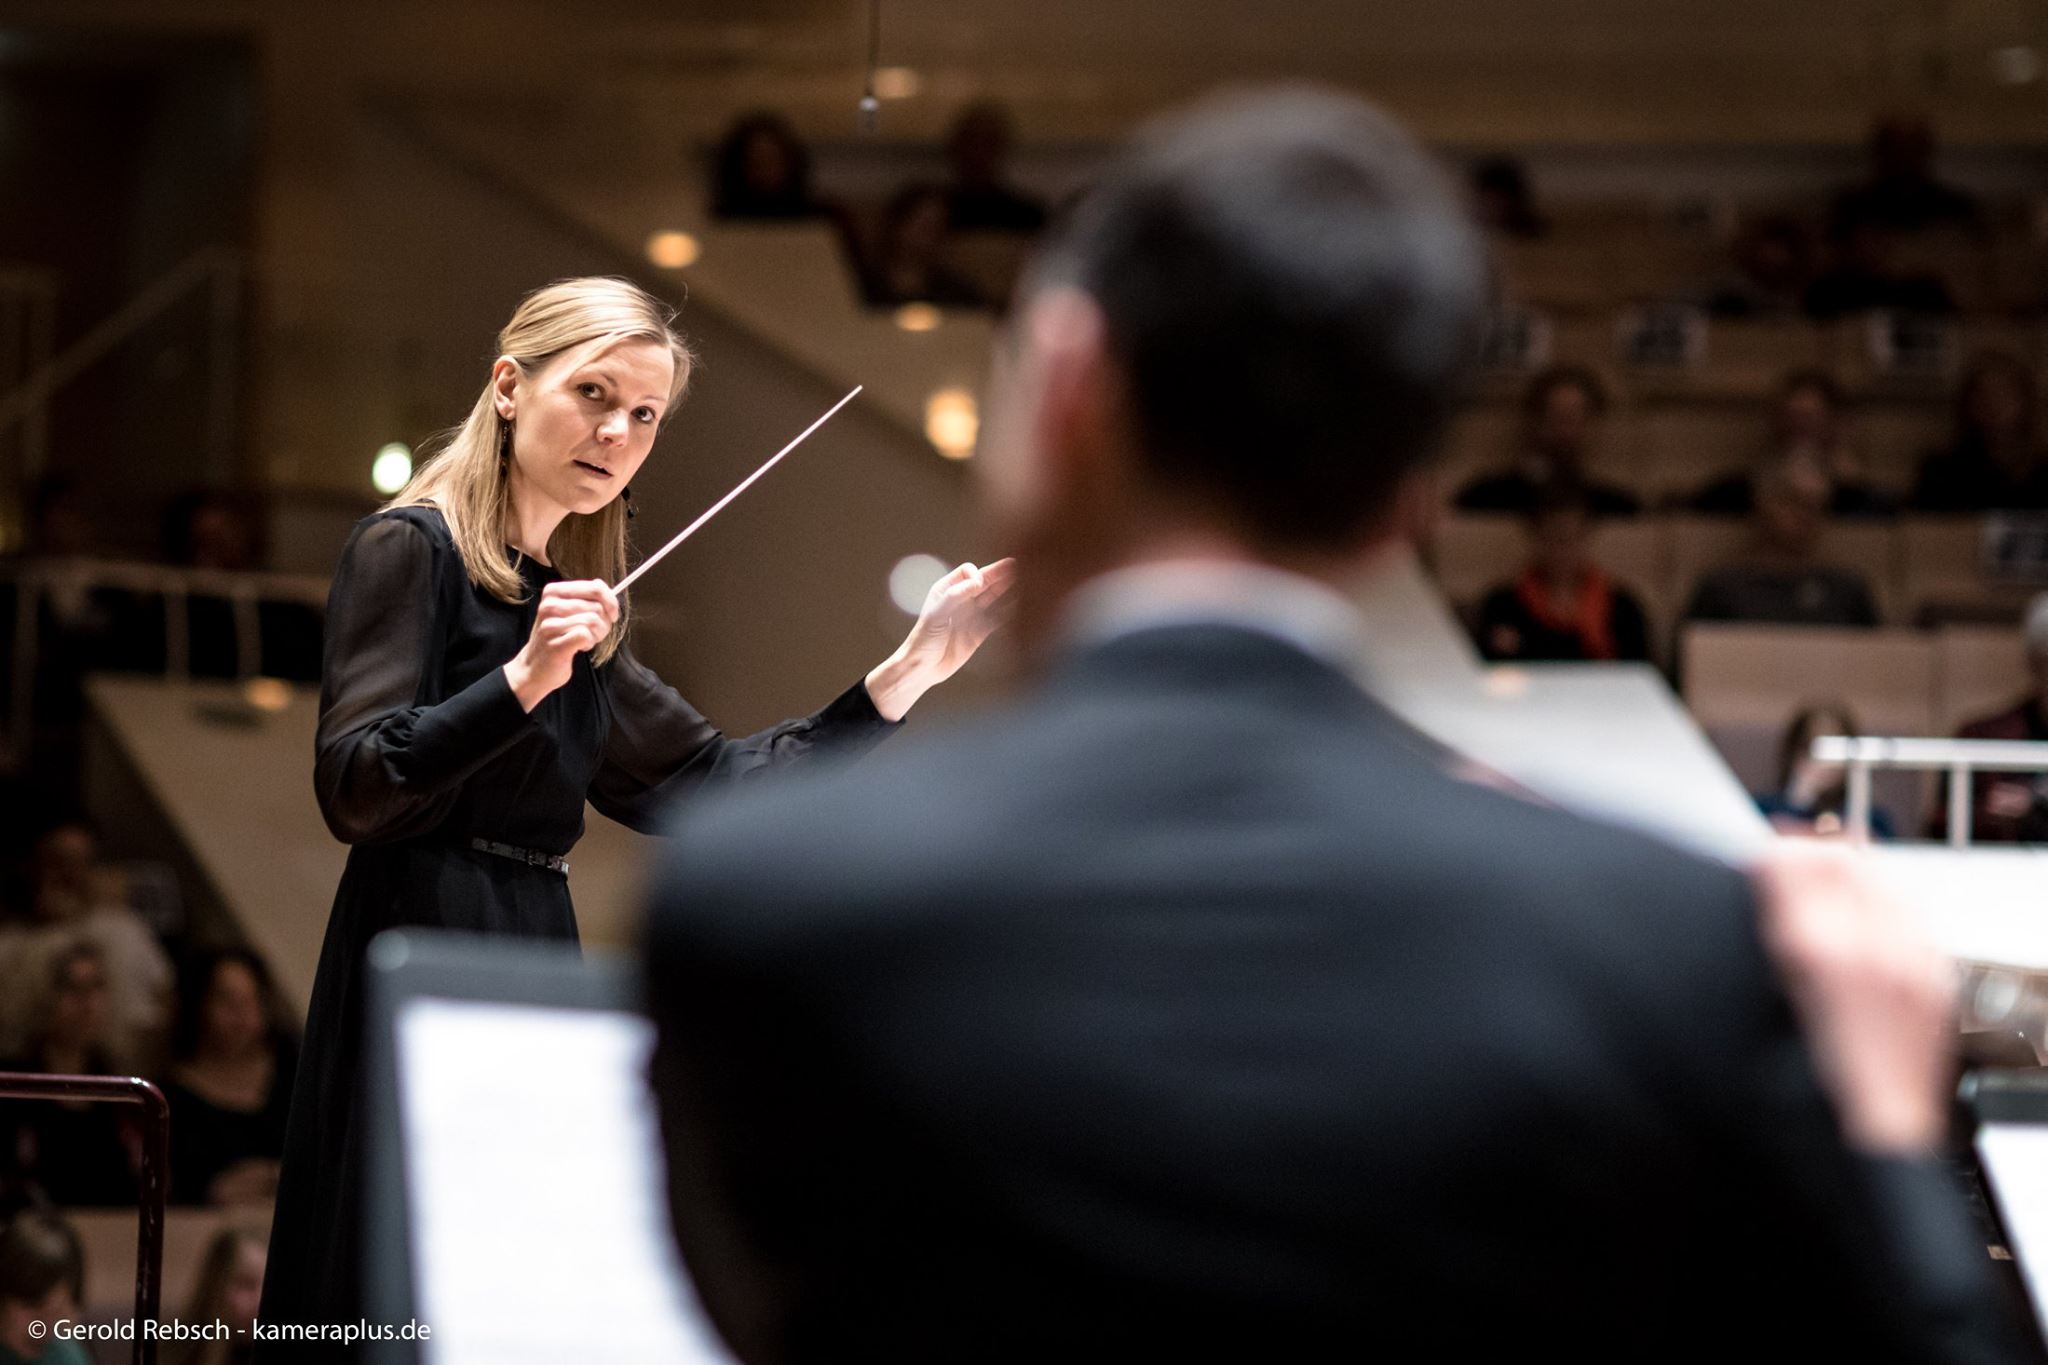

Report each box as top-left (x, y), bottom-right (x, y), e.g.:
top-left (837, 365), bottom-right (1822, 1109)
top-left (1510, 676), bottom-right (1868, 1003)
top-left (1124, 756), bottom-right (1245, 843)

top-left (503, 579), bottom-right (620, 712)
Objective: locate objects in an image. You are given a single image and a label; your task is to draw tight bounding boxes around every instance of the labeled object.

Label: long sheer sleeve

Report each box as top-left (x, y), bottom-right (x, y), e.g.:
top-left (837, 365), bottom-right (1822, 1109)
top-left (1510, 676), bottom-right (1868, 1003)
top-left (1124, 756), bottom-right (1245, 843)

top-left (313, 516), bottom-right (536, 844)
top-left (589, 648), bottom-right (897, 834)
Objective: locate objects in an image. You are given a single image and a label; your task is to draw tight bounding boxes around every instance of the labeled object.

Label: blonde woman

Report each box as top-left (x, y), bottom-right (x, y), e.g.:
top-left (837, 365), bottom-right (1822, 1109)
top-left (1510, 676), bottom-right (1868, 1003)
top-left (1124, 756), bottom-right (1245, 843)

top-left (258, 277), bottom-right (1013, 1338)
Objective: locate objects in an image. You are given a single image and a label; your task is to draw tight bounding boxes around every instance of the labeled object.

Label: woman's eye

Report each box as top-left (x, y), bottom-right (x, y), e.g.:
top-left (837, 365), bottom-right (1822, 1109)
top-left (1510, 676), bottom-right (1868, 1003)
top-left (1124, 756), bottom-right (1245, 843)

top-left (578, 382), bottom-right (603, 400)
top-left (634, 408), bottom-right (656, 424)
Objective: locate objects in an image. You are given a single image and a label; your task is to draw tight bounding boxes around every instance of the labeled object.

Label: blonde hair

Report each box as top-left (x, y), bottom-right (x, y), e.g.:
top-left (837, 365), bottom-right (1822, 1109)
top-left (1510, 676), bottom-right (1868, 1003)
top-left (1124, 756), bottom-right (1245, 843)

top-left (389, 276), bottom-right (695, 665)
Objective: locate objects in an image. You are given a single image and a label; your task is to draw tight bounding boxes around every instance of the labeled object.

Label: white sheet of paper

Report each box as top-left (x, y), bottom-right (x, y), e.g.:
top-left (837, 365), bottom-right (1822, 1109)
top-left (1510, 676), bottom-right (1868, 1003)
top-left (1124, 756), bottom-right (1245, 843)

top-left (1977, 1123), bottom-right (2048, 1337)
top-left (396, 998), bottom-right (737, 1365)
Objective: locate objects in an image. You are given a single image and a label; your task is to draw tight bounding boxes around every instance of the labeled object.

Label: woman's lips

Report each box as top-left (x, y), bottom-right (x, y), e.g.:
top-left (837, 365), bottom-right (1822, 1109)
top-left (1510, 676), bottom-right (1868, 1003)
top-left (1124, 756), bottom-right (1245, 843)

top-left (573, 460), bottom-right (614, 479)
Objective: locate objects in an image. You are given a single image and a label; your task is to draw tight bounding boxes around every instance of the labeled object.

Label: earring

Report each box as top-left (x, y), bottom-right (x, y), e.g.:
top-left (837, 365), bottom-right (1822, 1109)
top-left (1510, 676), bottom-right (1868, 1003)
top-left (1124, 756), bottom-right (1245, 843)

top-left (622, 484), bottom-right (637, 520)
top-left (498, 417), bottom-right (513, 468)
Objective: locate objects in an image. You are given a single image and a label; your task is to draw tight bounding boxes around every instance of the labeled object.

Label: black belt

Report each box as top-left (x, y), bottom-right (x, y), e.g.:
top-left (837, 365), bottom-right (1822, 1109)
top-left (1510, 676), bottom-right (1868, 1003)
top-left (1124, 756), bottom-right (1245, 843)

top-left (469, 838), bottom-right (570, 875)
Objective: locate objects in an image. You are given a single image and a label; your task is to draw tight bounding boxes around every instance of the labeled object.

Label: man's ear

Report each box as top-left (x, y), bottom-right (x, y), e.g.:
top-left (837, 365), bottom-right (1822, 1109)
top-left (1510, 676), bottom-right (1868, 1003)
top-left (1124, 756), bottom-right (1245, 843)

top-left (1027, 289), bottom-right (1118, 500)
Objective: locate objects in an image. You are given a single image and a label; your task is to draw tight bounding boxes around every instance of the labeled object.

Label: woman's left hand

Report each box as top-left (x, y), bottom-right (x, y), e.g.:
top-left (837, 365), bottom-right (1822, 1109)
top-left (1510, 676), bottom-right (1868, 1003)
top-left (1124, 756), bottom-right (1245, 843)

top-left (865, 558), bottom-right (1018, 721)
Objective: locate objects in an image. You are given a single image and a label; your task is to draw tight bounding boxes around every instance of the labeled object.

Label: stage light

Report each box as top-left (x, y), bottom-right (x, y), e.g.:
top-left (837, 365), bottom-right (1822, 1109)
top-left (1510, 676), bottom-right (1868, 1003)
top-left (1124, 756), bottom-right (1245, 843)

top-left (371, 442), bottom-right (413, 494)
top-left (925, 388), bottom-right (978, 459)
top-left (889, 553), bottom-right (948, 614)
top-left (645, 230), bottom-right (702, 269)
top-left (873, 67), bottom-right (923, 100)
top-left (242, 677), bottom-right (291, 713)
top-left (1992, 47), bottom-right (2041, 85)
top-left (894, 302), bottom-right (941, 332)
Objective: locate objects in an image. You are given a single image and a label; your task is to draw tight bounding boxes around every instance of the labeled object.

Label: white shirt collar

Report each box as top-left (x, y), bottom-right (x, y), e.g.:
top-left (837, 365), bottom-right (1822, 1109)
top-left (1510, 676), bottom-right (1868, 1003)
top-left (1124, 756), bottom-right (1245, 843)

top-left (1057, 560), bottom-right (1367, 673)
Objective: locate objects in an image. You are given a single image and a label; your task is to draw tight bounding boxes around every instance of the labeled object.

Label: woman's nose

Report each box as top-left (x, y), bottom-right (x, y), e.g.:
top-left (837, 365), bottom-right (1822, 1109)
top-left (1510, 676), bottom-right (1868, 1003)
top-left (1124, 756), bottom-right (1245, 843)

top-left (597, 410), bottom-right (629, 444)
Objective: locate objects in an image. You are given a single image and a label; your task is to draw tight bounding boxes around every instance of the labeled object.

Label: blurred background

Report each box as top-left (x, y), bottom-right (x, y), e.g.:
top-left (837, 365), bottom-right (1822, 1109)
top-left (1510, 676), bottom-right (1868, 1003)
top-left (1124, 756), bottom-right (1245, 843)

top-left (0, 0), bottom-right (2046, 1350)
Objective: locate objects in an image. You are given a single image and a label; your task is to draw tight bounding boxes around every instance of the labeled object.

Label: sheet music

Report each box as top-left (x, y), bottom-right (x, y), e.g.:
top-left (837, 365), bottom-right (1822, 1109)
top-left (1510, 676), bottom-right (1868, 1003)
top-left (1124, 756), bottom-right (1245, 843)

top-left (396, 999), bottom-right (737, 1365)
top-left (1978, 1123), bottom-right (2048, 1338)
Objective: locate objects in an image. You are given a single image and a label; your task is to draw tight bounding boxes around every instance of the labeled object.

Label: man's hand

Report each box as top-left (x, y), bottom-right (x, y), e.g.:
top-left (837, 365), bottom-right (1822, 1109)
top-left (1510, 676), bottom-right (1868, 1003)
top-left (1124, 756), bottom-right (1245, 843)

top-left (1754, 843), bottom-right (1957, 1153)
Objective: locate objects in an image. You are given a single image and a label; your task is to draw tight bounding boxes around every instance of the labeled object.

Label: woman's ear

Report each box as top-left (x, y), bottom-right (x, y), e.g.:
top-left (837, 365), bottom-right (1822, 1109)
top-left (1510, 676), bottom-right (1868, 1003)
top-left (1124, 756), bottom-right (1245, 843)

top-left (489, 356), bottom-right (521, 421)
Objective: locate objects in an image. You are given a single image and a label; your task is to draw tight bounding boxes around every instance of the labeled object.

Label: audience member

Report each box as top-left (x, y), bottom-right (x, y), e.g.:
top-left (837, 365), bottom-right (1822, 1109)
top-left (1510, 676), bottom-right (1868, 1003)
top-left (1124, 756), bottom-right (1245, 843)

top-left (0, 818), bottom-right (172, 1065)
top-left (1937, 593), bottom-right (2048, 843)
top-left (1909, 352), bottom-right (2048, 513)
top-left (1804, 218), bottom-right (1956, 319)
top-left (1828, 113), bottom-right (1983, 240)
top-left (0, 1212), bottom-right (90, 1365)
top-left (163, 490), bottom-right (261, 573)
top-left (1690, 370), bottom-right (1893, 517)
top-left (1468, 155), bottom-right (1546, 239)
top-left (1702, 214), bottom-right (1813, 318)
top-left (162, 950), bottom-right (295, 1206)
top-left (1473, 483), bottom-right (1653, 662)
top-left (858, 185), bottom-right (989, 308)
top-left (709, 113), bottom-right (826, 221)
top-left (1455, 365), bottom-right (1641, 516)
top-left (938, 103), bottom-right (1047, 233)
top-left (1758, 704), bottom-right (1897, 838)
top-left (163, 1225), bottom-right (264, 1365)
top-left (644, 87), bottom-right (2028, 1365)
top-left (1684, 455), bottom-right (1881, 627)
top-left (0, 943), bottom-right (142, 1211)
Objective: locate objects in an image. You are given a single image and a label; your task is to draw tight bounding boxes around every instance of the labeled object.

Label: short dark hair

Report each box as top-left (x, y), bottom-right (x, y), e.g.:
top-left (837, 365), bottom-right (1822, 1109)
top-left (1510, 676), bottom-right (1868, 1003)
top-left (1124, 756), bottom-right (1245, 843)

top-left (1021, 87), bottom-right (1486, 551)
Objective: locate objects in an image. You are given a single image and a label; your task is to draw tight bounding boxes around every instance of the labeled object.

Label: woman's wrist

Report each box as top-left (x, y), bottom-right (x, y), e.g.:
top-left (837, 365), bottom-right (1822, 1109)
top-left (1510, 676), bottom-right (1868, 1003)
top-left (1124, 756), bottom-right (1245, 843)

top-left (864, 648), bottom-right (935, 723)
top-left (502, 654), bottom-right (549, 714)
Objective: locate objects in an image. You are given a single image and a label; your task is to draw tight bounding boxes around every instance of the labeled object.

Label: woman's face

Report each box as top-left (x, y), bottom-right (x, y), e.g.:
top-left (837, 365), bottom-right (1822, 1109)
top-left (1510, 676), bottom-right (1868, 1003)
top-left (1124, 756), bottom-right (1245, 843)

top-left (498, 338), bottom-right (675, 519)
top-left (202, 960), bottom-right (268, 1058)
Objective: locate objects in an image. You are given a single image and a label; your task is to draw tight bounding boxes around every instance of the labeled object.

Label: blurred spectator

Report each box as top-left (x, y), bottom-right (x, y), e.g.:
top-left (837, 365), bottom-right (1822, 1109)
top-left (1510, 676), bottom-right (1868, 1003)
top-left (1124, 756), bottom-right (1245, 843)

top-left (1455, 365), bottom-right (1641, 516)
top-left (1756, 704), bottom-right (1896, 838)
top-left (1936, 592), bottom-right (2048, 843)
top-left (1828, 113), bottom-right (1982, 240)
top-left (1683, 455), bottom-right (1881, 627)
top-left (1908, 352), bottom-right (2048, 512)
top-left (163, 1225), bottom-right (263, 1365)
top-left (162, 490), bottom-right (260, 572)
top-left (162, 950), bottom-right (294, 1206)
top-left (859, 186), bottom-right (989, 308)
top-left (0, 943), bottom-right (142, 1211)
top-left (1473, 483), bottom-right (1653, 662)
top-left (0, 818), bottom-right (172, 1065)
top-left (1690, 370), bottom-right (1894, 517)
top-left (1804, 218), bottom-right (1955, 319)
top-left (1468, 155), bottom-right (1546, 240)
top-left (1703, 214), bottom-right (1814, 318)
top-left (710, 113), bottom-right (826, 221)
top-left (0, 1212), bottom-right (89, 1365)
top-left (939, 103), bottom-right (1047, 233)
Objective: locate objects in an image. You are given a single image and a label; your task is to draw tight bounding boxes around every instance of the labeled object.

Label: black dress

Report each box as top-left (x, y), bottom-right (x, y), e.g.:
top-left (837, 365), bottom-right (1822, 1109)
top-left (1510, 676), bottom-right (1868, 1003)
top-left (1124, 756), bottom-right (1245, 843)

top-left (257, 506), bottom-right (895, 1343)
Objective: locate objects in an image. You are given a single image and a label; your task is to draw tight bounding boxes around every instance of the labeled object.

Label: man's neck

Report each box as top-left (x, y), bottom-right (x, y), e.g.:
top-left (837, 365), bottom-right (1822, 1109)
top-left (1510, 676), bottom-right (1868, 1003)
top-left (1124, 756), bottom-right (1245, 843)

top-left (1052, 536), bottom-right (1375, 671)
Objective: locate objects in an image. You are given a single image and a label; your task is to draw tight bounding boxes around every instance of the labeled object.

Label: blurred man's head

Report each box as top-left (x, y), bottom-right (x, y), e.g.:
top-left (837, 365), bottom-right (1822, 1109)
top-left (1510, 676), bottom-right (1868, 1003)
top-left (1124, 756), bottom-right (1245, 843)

top-left (948, 103), bottom-right (1016, 188)
top-left (1754, 454), bottom-right (1831, 556)
top-left (1521, 365), bottom-right (1607, 465)
top-left (1870, 112), bottom-right (1936, 183)
top-left (981, 87), bottom-right (1486, 649)
top-left (1771, 370), bottom-right (1846, 454)
top-left (0, 1213), bottom-right (84, 1358)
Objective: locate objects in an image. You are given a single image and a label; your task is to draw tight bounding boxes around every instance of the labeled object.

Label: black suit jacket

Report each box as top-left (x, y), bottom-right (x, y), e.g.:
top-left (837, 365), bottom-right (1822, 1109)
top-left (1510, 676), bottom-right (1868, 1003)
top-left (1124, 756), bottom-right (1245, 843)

top-left (645, 624), bottom-right (2035, 1364)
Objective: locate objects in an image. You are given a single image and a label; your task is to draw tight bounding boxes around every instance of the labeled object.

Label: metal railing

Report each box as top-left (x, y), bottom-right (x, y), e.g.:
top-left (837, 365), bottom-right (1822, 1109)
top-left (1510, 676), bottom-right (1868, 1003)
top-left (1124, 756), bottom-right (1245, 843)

top-left (3, 558), bottom-right (330, 771)
top-left (1811, 734), bottom-right (2048, 846)
top-left (0, 1073), bottom-right (169, 1365)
